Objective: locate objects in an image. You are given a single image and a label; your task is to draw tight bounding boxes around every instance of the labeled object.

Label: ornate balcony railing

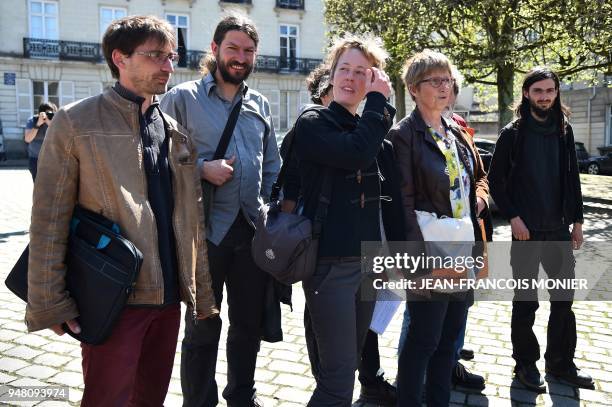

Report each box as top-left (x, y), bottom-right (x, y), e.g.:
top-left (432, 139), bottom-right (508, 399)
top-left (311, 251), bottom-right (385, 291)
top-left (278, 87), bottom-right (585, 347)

top-left (24, 38), bottom-right (102, 62)
top-left (257, 55), bottom-right (321, 74)
top-left (23, 38), bottom-right (322, 75)
top-left (276, 0), bottom-right (304, 9)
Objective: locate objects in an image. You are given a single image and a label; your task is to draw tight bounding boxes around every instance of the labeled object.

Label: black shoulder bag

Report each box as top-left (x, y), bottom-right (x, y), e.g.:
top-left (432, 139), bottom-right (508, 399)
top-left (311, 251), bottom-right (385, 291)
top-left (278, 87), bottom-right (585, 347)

top-left (5, 206), bottom-right (143, 345)
top-left (202, 99), bottom-right (242, 227)
top-left (251, 106), bottom-right (340, 284)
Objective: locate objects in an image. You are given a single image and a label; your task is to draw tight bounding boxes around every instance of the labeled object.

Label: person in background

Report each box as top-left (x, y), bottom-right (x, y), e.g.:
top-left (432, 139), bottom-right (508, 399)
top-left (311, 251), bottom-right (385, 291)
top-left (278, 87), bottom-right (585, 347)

top-left (24, 102), bottom-right (58, 180)
top-left (488, 67), bottom-right (593, 393)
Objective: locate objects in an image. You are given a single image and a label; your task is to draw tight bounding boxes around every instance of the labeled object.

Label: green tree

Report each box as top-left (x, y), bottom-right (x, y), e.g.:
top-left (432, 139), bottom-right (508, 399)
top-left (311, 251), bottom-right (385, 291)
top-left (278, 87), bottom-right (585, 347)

top-left (325, 0), bottom-right (612, 129)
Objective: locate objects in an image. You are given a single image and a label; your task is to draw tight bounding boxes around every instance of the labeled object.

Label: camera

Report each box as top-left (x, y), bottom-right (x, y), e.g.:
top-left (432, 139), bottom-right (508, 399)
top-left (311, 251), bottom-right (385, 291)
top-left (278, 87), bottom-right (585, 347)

top-left (38, 111), bottom-right (54, 120)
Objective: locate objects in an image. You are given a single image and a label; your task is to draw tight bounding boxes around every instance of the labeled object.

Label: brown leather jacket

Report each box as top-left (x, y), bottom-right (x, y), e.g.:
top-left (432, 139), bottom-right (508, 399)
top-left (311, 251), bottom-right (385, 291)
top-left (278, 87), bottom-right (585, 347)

top-left (25, 88), bottom-right (218, 332)
top-left (388, 108), bottom-right (489, 243)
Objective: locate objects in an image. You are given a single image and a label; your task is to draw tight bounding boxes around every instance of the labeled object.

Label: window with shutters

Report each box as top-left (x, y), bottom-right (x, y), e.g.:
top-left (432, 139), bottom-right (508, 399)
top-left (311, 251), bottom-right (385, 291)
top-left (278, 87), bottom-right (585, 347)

top-left (29, 0), bottom-right (59, 39)
top-left (100, 7), bottom-right (127, 38)
top-left (16, 79), bottom-right (33, 126)
top-left (280, 90), bottom-right (300, 131)
top-left (262, 90), bottom-right (280, 134)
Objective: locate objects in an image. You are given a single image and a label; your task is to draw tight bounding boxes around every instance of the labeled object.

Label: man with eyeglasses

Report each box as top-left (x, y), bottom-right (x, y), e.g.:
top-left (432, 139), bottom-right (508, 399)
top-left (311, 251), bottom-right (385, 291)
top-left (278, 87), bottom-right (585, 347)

top-left (161, 14), bottom-right (280, 407)
top-left (25, 15), bottom-right (217, 405)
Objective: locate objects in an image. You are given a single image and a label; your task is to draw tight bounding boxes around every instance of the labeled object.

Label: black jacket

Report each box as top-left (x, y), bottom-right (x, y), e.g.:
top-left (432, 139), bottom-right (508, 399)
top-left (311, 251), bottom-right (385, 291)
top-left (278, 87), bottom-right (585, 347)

top-left (294, 93), bottom-right (395, 258)
top-left (488, 118), bottom-right (583, 227)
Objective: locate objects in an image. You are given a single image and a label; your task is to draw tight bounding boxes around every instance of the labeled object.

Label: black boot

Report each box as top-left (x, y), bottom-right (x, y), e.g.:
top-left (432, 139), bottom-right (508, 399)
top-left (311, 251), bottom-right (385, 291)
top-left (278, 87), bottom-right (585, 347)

top-left (358, 374), bottom-right (397, 406)
top-left (452, 362), bottom-right (485, 392)
top-left (515, 364), bottom-right (546, 393)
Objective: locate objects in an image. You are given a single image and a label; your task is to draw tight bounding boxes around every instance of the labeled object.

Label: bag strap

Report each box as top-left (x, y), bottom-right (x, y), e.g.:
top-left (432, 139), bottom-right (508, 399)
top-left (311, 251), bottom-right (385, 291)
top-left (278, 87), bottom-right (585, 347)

top-left (270, 105), bottom-right (341, 202)
top-left (213, 99), bottom-right (243, 160)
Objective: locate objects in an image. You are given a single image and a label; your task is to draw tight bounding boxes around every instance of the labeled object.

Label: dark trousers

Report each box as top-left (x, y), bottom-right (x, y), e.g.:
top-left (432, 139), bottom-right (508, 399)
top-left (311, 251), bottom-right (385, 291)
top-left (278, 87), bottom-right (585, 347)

top-left (181, 215), bottom-right (268, 407)
top-left (305, 310), bottom-right (382, 387)
top-left (28, 157), bottom-right (38, 181)
top-left (510, 226), bottom-right (576, 370)
top-left (304, 261), bottom-right (375, 406)
top-left (358, 330), bottom-right (382, 387)
top-left (397, 294), bottom-right (468, 407)
top-left (80, 304), bottom-right (181, 407)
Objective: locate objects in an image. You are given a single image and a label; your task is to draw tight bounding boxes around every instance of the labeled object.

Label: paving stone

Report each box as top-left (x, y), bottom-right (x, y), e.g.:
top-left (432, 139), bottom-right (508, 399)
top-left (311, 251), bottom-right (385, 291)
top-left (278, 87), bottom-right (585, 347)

top-left (3, 345), bottom-right (44, 360)
top-left (48, 372), bottom-right (83, 387)
top-left (274, 386), bottom-right (311, 404)
top-left (578, 388), bottom-right (612, 404)
top-left (32, 353), bottom-right (72, 368)
top-left (13, 334), bottom-right (49, 348)
top-left (7, 377), bottom-right (48, 387)
top-left (256, 382), bottom-right (278, 396)
top-left (0, 357), bottom-right (29, 372)
top-left (0, 342), bottom-right (14, 352)
top-left (268, 360), bottom-right (308, 374)
top-left (15, 365), bottom-right (58, 380)
top-left (0, 372), bottom-right (17, 384)
top-left (0, 329), bottom-right (22, 341)
top-left (62, 359), bottom-right (82, 373)
top-left (274, 373), bottom-right (315, 390)
top-left (40, 342), bottom-right (79, 355)
top-left (67, 388), bottom-right (83, 404)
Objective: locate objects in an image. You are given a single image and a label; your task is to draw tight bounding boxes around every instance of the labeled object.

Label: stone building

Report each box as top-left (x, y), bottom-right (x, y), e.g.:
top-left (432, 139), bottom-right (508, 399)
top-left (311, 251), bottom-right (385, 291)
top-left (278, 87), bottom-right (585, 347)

top-left (0, 0), bottom-right (326, 157)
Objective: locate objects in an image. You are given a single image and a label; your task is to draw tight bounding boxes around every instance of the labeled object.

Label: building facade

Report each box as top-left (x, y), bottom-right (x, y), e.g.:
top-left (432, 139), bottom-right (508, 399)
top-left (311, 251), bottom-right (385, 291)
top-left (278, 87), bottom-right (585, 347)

top-left (0, 0), bottom-right (326, 158)
top-left (563, 86), bottom-right (612, 155)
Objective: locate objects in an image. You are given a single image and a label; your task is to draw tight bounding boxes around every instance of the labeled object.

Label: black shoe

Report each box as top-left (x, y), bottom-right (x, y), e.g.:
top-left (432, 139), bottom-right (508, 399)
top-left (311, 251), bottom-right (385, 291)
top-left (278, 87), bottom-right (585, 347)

top-left (452, 362), bottom-right (485, 392)
top-left (359, 375), bottom-right (397, 406)
top-left (546, 363), bottom-right (595, 389)
top-left (515, 364), bottom-right (546, 393)
top-left (459, 348), bottom-right (475, 361)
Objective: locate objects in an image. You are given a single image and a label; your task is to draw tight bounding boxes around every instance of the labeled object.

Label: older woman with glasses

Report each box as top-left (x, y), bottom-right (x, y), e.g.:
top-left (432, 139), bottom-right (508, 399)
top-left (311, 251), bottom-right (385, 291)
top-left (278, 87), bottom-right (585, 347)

top-left (388, 49), bottom-right (489, 406)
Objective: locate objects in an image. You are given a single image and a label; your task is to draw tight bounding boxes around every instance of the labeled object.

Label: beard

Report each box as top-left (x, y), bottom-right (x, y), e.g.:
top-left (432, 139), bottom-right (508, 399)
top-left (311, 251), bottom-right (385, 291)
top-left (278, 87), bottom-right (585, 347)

top-left (529, 98), bottom-right (553, 118)
top-left (216, 51), bottom-right (253, 85)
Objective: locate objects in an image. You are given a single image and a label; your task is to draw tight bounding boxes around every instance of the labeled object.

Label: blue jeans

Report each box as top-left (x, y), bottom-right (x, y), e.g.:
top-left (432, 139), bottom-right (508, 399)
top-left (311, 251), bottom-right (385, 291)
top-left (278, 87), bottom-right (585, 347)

top-left (397, 294), bottom-right (468, 407)
top-left (28, 157), bottom-right (38, 181)
top-left (399, 292), bottom-right (473, 362)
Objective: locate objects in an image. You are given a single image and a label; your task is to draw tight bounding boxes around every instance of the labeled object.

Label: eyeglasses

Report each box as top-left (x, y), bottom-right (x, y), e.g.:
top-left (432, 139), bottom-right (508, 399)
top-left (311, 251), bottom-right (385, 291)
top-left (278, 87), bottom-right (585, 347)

top-left (419, 77), bottom-right (455, 88)
top-left (133, 50), bottom-right (180, 65)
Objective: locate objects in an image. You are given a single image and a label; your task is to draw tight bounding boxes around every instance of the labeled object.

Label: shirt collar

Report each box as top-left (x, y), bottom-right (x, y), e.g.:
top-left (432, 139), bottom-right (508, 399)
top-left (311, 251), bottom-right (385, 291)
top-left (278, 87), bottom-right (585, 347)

top-left (113, 82), bottom-right (160, 107)
top-left (202, 71), bottom-right (249, 100)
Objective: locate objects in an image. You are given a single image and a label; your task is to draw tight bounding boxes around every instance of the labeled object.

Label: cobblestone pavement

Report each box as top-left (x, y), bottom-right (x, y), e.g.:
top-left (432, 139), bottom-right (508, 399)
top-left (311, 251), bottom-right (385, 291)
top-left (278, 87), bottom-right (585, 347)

top-left (1, 169), bottom-right (611, 406)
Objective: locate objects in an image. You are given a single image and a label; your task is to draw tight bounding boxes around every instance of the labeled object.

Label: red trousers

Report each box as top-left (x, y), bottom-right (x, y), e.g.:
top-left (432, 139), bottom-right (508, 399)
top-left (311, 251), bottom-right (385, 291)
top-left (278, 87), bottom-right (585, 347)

top-left (80, 304), bottom-right (181, 407)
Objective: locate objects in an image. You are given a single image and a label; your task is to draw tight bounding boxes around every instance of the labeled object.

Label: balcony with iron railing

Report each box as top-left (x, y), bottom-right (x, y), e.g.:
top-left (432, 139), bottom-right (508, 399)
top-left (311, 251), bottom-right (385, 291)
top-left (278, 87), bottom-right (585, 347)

top-left (23, 38), bottom-right (321, 75)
